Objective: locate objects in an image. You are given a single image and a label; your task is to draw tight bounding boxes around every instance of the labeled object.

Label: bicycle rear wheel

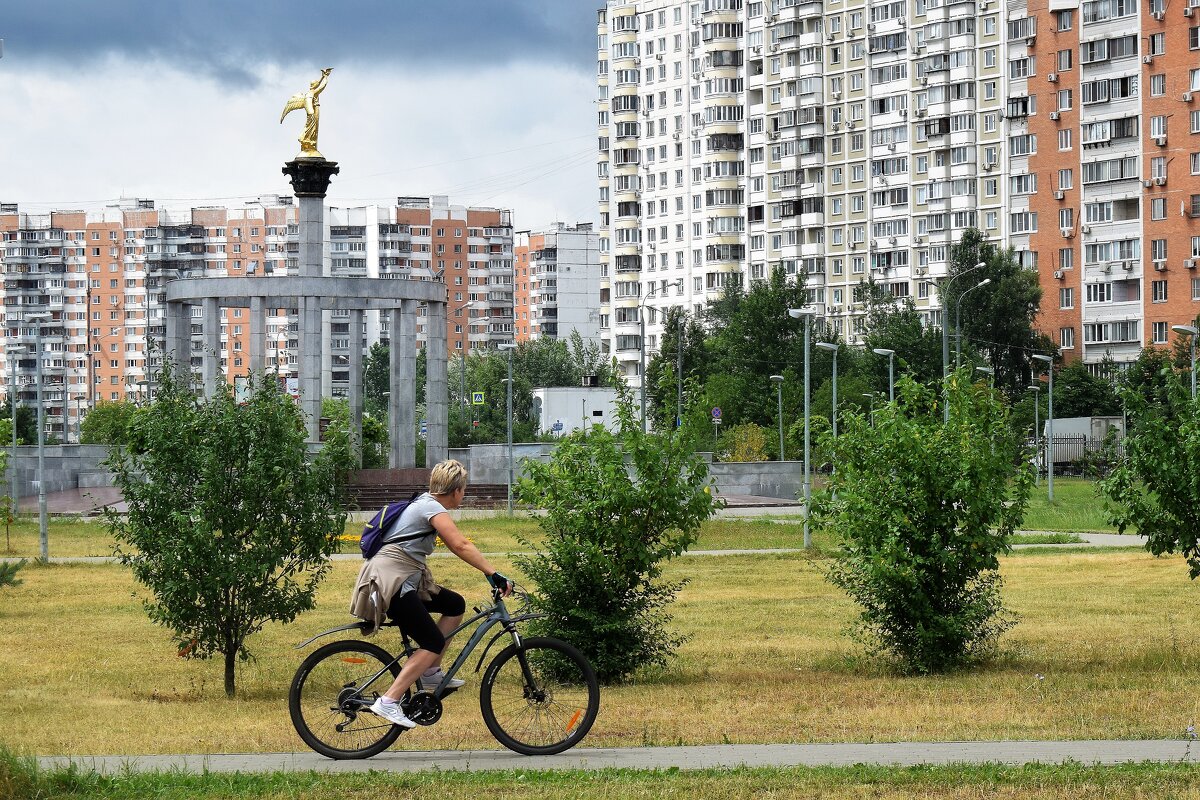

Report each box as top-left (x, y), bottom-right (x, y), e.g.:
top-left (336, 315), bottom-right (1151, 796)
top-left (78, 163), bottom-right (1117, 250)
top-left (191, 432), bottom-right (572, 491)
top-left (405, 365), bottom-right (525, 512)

top-left (288, 639), bottom-right (405, 759)
top-left (479, 636), bottom-right (600, 755)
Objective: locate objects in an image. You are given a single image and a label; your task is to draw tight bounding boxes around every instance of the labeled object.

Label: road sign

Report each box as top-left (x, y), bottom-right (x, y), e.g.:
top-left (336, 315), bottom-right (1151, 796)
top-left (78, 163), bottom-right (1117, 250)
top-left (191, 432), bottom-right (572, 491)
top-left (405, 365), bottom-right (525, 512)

top-left (472, 391), bottom-right (485, 405)
top-left (712, 407), bottom-right (722, 419)
top-left (552, 419), bottom-right (564, 433)
top-left (419, 420), bottom-right (427, 439)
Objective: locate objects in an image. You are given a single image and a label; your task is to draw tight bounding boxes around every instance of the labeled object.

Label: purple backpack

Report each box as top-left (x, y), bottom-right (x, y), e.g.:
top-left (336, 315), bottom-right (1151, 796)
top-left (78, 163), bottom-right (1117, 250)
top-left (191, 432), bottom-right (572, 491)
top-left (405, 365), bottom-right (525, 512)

top-left (359, 492), bottom-right (421, 559)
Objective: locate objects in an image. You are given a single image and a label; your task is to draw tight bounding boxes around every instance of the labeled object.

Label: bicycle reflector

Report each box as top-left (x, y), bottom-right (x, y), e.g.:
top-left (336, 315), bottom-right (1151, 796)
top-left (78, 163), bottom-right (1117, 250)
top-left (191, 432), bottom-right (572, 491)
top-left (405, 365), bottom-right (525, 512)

top-left (341, 657), bottom-right (368, 664)
top-left (566, 710), bottom-right (583, 732)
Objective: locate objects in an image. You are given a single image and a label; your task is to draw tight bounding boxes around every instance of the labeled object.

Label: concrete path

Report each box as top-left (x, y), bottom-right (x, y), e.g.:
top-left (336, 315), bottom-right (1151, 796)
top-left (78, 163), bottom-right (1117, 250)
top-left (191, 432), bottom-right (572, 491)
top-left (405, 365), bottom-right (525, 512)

top-left (37, 739), bottom-right (1199, 775)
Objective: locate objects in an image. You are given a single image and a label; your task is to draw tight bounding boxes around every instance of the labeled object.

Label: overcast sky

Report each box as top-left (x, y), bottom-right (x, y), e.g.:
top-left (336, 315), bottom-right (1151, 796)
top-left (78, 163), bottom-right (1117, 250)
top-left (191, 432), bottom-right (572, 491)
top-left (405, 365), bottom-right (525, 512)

top-left (0, 1), bottom-right (600, 229)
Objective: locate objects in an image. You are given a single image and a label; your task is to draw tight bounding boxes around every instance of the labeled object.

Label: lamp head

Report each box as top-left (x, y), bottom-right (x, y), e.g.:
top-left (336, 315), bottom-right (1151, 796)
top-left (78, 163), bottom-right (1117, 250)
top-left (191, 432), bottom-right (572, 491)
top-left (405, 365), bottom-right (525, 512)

top-left (787, 306), bottom-right (819, 319)
top-left (977, 278), bottom-right (992, 288)
top-left (497, 342), bottom-right (517, 351)
top-left (976, 366), bottom-right (993, 375)
top-left (1028, 384), bottom-right (1041, 392)
top-left (815, 342), bottom-right (840, 352)
top-left (975, 261), bottom-right (986, 269)
top-left (769, 374), bottom-right (784, 384)
top-left (1032, 354), bottom-right (1053, 365)
top-left (1171, 324), bottom-right (1199, 337)
top-left (872, 348), bottom-right (895, 357)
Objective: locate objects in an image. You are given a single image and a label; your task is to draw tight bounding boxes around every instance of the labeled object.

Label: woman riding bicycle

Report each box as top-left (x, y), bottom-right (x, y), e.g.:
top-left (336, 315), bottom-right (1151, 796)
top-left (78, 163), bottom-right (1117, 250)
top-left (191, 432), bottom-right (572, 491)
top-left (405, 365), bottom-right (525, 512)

top-left (349, 459), bottom-right (512, 729)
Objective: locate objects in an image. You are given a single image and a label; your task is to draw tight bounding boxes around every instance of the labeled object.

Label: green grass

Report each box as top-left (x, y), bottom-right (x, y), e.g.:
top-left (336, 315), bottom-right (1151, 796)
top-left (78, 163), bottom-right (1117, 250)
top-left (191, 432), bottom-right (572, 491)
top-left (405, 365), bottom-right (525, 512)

top-left (5, 752), bottom-right (1200, 800)
top-left (1009, 532), bottom-right (1085, 545)
top-left (1019, 478), bottom-right (1124, 533)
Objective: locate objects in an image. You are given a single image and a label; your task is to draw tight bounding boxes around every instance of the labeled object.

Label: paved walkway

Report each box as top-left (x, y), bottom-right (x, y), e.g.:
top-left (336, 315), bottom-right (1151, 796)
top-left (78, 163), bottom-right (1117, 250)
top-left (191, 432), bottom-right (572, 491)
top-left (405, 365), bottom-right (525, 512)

top-left (37, 739), bottom-right (1199, 775)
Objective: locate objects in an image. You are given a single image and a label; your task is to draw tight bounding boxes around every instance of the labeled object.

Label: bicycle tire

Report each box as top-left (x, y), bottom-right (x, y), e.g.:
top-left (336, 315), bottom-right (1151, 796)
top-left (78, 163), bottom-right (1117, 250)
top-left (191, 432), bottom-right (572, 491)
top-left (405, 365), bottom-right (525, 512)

top-left (288, 639), bottom-right (405, 759)
top-left (479, 636), bottom-right (600, 755)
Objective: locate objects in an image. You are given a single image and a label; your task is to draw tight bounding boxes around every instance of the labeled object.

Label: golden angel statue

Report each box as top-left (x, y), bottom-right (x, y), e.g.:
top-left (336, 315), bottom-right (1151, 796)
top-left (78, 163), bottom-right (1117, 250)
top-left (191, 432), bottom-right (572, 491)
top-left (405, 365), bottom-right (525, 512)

top-left (281, 68), bottom-right (333, 158)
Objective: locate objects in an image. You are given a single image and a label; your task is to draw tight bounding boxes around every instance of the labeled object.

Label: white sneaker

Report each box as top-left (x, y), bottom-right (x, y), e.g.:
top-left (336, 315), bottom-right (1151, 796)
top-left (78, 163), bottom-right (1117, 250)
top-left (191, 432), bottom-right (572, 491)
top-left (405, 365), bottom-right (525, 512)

top-left (421, 669), bottom-right (466, 690)
top-left (369, 697), bottom-right (417, 728)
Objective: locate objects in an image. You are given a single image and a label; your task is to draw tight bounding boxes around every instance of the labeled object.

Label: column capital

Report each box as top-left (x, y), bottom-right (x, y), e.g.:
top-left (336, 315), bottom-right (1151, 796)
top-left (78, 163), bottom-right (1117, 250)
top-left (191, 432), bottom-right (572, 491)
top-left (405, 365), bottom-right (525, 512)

top-left (282, 158), bottom-right (340, 198)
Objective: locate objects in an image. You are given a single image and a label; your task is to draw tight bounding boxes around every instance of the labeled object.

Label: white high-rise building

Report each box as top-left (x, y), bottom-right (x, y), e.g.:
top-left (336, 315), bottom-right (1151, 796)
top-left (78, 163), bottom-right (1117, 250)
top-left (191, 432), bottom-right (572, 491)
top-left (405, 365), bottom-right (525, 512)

top-left (596, 0), bottom-right (1016, 385)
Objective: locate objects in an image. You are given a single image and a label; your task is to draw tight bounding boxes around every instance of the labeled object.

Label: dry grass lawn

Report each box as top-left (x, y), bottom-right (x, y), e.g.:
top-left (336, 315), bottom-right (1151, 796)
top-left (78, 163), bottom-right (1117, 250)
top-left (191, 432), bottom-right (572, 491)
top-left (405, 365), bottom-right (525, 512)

top-left (0, 547), bottom-right (1197, 756)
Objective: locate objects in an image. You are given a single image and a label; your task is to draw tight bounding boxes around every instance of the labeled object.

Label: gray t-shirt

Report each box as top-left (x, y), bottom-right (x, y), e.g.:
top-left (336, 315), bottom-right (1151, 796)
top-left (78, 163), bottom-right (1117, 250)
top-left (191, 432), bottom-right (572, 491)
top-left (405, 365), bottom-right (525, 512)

top-left (382, 492), bottom-right (447, 562)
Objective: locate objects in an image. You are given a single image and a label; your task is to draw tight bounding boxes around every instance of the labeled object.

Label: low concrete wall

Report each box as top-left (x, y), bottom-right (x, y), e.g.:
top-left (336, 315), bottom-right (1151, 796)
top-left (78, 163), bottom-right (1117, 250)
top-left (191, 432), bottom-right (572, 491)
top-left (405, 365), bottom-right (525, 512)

top-left (707, 461), bottom-right (803, 501)
top-left (452, 444), bottom-right (556, 485)
top-left (8, 445), bottom-right (115, 498)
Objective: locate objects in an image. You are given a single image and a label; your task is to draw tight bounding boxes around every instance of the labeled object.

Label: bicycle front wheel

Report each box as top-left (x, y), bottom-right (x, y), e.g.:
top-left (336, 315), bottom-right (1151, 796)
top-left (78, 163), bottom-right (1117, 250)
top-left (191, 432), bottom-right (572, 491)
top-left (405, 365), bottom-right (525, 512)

top-left (288, 639), bottom-right (404, 759)
top-left (479, 636), bottom-right (600, 755)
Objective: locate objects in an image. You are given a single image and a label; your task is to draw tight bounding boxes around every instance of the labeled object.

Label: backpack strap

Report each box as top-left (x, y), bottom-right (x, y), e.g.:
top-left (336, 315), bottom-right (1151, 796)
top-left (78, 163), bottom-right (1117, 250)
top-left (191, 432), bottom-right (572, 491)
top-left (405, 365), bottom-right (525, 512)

top-left (381, 492), bottom-right (432, 546)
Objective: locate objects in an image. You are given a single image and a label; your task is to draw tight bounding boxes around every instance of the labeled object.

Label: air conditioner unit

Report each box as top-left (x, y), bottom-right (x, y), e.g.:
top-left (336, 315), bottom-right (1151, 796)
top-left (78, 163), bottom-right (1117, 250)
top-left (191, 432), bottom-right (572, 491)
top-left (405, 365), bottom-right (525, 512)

top-left (831, 122), bottom-right (841, 131)
top-left (915, 267), bottom-right (927, 275)
top-left (1026, 37), bottom-right (1035, 47)
top-left (1054, 191), bottom-right (1065, 200)
top-left (1047, 73), bottom-right (1058, 83)
top-left (879, 176), bottom-right (888, 185)
top-left (921, 76), bottom-right (929, 86)
top-left (1144, 179), bottom-right (1155, 188)
top-left (1124, 261), bottom-right (1135, 271)
top-left (913, 44), bottom-right (924, 53)
top-left (888, 236), bottom-right (898, 245)
top-left (770, 43), bottom-right (780, 52)
top-left (655, 52), bottom-right (663, 61)
top-left (1154, 176), bottom-right (1167, 186)
top-left (633, 58), bottom-right (641, 66)
top-left (915, 236), bottom-right (925, 244)
top-left (1060, 227), bottom-right (1074, 238)
top-left (647, 243), bottom-right (656, 251)
top-left (1049, 111), bottom-right (1060, 121)
top-left (832, 91), bottom-right (842, 100)
top-left (1153, 260), bottom-right (1167, 272)
top-left (846, 120), bottom-right (856, 129)
top-left (768, 130), bottom-right (780, 139)
top-left (899, 108), bottom-right (908, 118)
top-left (642, 107), bottom-right (650, 116)
top-left (1154, 136), bottom-right (1167, 146)
top-left (672, 131), bottom-right (681, 140)
top-left (1053, 270), bottom-right (1064, 279)
top-left (826, 33), bottom-right (835, 42)
top-left (1143, 55), bottom-right (1154, 64)
top-left (867, 23), bottom-right (876, 31)
top-left (899, 18), bottom-right (907, 28)
top-left (751, 45), bottom-right (762, 55)
top-left (982, 162), bottom-right (995, 171)
top-left (1186, 6), bottom-right (1194, 15)
top-left (1152, 10), bottom-right (1165, 19)
top-left (1185, 93), bottom-right (1195, 102)
top-left (1102, 263), bottom-right (1112, 274)
top-left (848, 242), bottom-right (857, 250)
top-left (887, 142), bottom-right (896, 151)
top-left (766, 13), bottom-right (777, 22)
top-left (915, 108), bottom-right (926, 118)
top-left (1081, 224), bottom-right (1092, 234)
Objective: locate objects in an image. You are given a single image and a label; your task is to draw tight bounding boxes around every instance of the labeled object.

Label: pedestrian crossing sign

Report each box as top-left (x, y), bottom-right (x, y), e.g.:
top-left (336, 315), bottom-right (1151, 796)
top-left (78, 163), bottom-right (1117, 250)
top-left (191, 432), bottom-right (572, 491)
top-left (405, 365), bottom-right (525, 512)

top-left (472, 391), bottom-right (485, 405)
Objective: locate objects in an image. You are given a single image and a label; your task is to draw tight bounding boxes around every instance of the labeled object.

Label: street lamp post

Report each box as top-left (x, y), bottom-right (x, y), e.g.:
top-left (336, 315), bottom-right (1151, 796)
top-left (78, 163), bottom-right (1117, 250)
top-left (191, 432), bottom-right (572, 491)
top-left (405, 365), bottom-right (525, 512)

top-left (975, 365), bottom-right (994, 389)
top-left (873, 348), bottom-right (895, 403)
top-left (1028, 384), bottom-right (1041, 487)
top-left (1172, 325), bottom-right (1199, 400)
top-left (788, 306), bottom-right (819, 548)
top-left (816, 343), bottom-right (839, 442)
top-left (498, 342), bottom-right (517, 515)
top-left (863, 393), bottom-right (875, 427)
top-left (7, 345), bottom-right (26, 515)
top-left (955, 278), bottom-right (992, 368)
top-left (638, 280), bottom-right (683, 434)
top-left (940, 262), bottom-right (987, 422)
top-left (770, 375), bottom-right (785, 460)
top-left (26, 312), bottom-right (51, 561)
top-left (1033, 354), bottom-right (1055, 502)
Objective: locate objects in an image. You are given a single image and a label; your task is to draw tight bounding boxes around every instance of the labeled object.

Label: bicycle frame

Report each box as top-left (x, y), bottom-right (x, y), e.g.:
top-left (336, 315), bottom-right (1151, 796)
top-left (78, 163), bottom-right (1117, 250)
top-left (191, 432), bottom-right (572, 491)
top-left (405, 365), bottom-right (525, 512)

top-left (305, 591), bottom-right (543, 705)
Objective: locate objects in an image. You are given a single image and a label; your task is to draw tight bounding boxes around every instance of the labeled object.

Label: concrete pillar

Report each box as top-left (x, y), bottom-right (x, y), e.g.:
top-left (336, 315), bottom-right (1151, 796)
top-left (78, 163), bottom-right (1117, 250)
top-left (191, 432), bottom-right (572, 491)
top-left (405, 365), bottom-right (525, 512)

top-left (390, 304), bottom-right (416, 468)
top-left (348, 308), bottom-right (364, 465)
top-left (425, 300), bottom-right (448, 466)
top-left (302, 299), bottom-right (322, 441)
top-left (202, 298), bottom-right (220, 397)
top-left (164, 301), bottom-right (187, 374)
top-left (249, 297), bottom-right (266, 378)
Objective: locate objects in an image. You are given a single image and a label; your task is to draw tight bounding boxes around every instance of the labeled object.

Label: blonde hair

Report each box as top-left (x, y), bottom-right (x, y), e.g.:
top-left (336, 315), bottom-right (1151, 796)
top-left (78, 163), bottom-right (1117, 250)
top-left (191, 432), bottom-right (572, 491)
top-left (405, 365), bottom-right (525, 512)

top-left (429, 459), bottom-right (468, 496)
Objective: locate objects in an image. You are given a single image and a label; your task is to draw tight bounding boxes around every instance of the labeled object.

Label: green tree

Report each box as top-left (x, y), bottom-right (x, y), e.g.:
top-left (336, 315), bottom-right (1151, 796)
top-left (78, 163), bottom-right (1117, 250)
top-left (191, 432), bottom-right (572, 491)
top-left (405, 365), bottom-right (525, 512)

top-left (513, 385), bottom-right (719, 683)
top-left (105, 363), bottom-right (353, 696)
top-left (945, 229), bottom-right (1054, 397)
top-left (566, 329), bottom-right (617, 387)
top-left (862, 293), bottom-right (947, 390)
top-left (0, 402), bottom-right (38, 446)
top-left (1052, 360), bottom-right (1121, 419)
top-left (363, 343), bottom-right (389, 418)
top-left (815, 370), bottom-right (1033, 673)
top-left (1100, 376), bottom-right (1200, 578)
top-left (646, 306), bottom-right (708, 431)
top-left (719, 421), bottom-right (770, 462)
top-left (79, 400), bottom-right (138, 446)
top-left (0, 559), bottom-right (24, 592)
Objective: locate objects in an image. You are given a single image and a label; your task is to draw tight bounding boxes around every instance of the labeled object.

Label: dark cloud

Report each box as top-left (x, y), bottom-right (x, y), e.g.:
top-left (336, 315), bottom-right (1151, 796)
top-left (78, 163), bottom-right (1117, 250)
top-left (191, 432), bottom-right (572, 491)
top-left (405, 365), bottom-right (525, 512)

top-left (2, 0), bottom-right (597, 86)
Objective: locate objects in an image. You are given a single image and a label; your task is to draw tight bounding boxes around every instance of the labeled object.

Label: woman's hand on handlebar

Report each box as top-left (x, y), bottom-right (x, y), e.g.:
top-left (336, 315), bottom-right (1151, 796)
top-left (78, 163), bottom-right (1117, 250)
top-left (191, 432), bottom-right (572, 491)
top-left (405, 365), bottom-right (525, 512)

top-left (487, 571), bottom-right (514, 598)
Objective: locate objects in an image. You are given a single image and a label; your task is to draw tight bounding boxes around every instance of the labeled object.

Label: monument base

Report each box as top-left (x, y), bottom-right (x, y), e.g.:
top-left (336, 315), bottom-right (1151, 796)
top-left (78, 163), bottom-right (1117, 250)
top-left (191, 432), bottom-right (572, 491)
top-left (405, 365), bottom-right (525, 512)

top-left (283, 158), bottom-right (340, 198)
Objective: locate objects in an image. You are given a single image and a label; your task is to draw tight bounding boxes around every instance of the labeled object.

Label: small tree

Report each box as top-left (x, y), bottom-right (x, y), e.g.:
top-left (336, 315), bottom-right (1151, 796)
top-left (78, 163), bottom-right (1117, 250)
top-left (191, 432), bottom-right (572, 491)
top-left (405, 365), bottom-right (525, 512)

top-left (814, 371), bottom-right (1032, 673)
top-left (719, 422), bottom-right (770, 462)
top-left (514, 386), bottom-right (718, 683)
top-left (0, 559), bottom-right (25, 592)
top-left (1100, 377), bottom-right (1200, 578)
top-left (80, 400), bottom-right (138, 445)
top-left (106, 361), bottom-right (353, 697)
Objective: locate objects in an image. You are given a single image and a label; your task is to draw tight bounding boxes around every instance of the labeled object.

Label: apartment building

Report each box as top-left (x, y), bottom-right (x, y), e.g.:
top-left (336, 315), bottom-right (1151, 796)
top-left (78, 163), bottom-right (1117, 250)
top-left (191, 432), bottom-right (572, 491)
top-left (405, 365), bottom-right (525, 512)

top-left (597, 0), bottom-right (1200, 384)
top-left (597, 0), bottom-right (1011, 384)
top-left (1031, 2), bottom-right (1200, 370)
top-left (0, 196), bottom-right (513, 441)
top-left (513, 223), bottom-right (603, 344)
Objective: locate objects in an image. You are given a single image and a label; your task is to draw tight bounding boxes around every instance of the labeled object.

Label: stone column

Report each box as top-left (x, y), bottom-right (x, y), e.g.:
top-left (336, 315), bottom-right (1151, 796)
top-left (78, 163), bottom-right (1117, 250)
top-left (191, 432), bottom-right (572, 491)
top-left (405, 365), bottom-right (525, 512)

top-left (425, 300), bottom-right (448, 466)
top-left (282, 157), bottom-right (339, 442)
top-left (348, 308), bottom-right (364, 465)
top-left (202, 297), bottom-right (220, 397)
top-left (249, 297), bottom-right (266, 377)
top-left (390, 304), bottom-right (417, 468)
top-left (164, 301), bottom-right (189, 374)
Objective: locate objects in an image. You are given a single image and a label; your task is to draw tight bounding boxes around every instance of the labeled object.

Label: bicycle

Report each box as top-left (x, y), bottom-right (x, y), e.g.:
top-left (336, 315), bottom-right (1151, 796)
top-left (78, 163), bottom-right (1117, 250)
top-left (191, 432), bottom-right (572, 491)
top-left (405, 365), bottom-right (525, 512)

top-left (288, 579), bottom-right (600, 759)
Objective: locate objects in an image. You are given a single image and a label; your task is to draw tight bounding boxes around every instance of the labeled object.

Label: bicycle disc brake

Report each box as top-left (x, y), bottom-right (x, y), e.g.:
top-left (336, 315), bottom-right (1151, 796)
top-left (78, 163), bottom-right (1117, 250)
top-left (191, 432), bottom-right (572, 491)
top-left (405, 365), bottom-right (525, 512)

top-left (406, 692), bottom-right (443, 726)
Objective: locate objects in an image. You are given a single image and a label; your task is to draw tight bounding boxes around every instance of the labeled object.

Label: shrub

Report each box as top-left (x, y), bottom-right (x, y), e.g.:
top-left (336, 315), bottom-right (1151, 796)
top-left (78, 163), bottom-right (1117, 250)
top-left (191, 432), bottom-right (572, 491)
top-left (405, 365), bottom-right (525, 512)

top-left (814, 371), bottom-right (1032, 673)
top-left (514, 386), bottom-right (718, 683)
top-left (0, 559), bottom-right (25, 591)
top-left (80, 400), bottom-right (138, 445)
top-left (720, 421), bottom-right (770, 462)
top-left (105, 362), bottom-right (353, 696)
top-left (1100, 376), bottom-right (1200, 578)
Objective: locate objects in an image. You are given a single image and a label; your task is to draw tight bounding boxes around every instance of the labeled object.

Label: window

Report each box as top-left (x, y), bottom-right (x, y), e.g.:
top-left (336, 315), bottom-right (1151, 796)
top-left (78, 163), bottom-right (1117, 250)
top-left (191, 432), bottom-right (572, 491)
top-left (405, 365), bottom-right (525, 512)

top-left (1058, 129), bottom-right (1072, 150)
top-left (1153, 321), bottom-right (1169, 344)
top-left (1061, 327), bottom-right (1075, 349)
top-left (1058, 49), bottom-right (1072, 71)
top-left (1152, 280), bottom-right (1168, 303)
top-left (1060, 287), bottom-right (1075, 309)
top-left (1056, 10), bottom-right (1073, 31)
top-left (1150, 74), bottom-right (1166, 98)
top-left (1152, 198), bottom-right (1166, 220)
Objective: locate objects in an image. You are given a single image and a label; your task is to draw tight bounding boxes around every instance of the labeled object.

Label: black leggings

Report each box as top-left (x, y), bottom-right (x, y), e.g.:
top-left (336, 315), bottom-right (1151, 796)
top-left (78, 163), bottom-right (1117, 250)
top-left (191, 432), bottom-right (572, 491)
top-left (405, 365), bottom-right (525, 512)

top-left (386, 586), bottom-right (466, 654)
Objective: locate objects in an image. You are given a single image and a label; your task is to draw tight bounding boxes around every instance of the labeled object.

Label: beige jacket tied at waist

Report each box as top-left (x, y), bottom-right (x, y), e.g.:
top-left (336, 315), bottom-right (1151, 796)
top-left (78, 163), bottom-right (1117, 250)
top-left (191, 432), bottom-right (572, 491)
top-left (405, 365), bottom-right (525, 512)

top-left (349, 543), bottom-right (437, 633)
